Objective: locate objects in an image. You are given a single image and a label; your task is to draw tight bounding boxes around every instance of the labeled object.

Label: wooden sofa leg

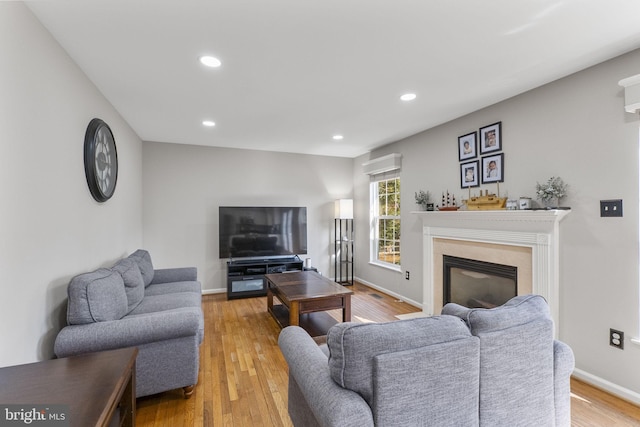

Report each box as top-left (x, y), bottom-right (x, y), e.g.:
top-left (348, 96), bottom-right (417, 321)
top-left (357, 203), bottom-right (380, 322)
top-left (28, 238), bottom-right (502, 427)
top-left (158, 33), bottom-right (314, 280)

top-left (183, 385), bottom-right (195, 399)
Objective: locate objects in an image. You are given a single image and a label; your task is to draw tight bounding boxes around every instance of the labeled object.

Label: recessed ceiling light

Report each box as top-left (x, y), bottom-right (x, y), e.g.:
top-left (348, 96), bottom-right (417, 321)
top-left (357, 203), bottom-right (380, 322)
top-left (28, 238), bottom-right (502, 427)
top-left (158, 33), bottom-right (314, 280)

top-left (202, 120), bottom-right (216, 127)
top-left (332, 135), bottom-right (344, 140)
top-left (400, 93), bottom-right (417, 101)
top-left (199, 56), bottom-right (221, 68)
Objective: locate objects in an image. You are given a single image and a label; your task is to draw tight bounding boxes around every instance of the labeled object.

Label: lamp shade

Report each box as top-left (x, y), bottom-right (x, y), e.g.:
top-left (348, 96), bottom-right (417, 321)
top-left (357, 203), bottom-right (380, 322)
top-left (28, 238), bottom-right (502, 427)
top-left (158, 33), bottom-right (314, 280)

top-left (335, 199), bottom-right (353, 219)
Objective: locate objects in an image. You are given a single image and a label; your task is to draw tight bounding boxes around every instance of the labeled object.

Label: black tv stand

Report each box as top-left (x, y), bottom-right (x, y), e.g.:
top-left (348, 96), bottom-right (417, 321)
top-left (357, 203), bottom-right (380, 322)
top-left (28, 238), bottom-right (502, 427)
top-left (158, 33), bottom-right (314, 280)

top-left (230, 256), bottom-right (300, 265)
top-left (226, 256), bottom-right (304, 299)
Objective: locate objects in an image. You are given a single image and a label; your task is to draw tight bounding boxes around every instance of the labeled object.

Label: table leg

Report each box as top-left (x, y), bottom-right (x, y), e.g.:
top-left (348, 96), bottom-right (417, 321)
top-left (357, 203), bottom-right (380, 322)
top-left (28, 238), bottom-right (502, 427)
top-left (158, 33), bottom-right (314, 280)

top-left (289, 301), bottom-right (300, 326)
top-left (121, 361), bottom-right (136, 427)
top-left (343, 295), bottom-right (351, 322)
top-left (267, 285), bottom-right (273, 312)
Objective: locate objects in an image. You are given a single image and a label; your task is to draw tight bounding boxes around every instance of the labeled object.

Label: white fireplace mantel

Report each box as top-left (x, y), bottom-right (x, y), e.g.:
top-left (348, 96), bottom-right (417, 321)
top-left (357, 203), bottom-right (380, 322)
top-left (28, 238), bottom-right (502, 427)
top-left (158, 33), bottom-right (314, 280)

top-left (413, 209), bottom-right (570, 334)
top-left (412, 209), bottom-right (571, 231)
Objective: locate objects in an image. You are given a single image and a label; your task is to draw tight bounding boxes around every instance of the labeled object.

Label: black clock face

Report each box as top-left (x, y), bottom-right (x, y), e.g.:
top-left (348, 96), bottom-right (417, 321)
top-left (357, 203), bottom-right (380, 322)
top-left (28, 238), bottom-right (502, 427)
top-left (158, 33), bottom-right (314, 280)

top-left (84, 118), bottom-right (118, 202)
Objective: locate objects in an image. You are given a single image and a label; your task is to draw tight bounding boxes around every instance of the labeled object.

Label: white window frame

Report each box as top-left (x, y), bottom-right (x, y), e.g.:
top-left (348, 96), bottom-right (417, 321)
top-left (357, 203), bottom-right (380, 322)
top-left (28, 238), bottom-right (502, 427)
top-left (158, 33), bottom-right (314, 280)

top-left (369, 175), bottom-right (401, 272)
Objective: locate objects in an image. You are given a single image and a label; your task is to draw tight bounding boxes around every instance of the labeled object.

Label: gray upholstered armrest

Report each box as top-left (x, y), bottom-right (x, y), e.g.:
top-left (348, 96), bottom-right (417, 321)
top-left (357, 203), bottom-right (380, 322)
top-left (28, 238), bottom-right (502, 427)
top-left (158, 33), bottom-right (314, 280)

top-left (151, 267), bottom-right (197, 284)
top-left (440, 302), bottom-right (469, 318)
top-left (278, 326), bottom-right (374, 427)
top-left (54, 308), bottom-right (201, 357)
top-left (553, 340), bottom-right (575, 427)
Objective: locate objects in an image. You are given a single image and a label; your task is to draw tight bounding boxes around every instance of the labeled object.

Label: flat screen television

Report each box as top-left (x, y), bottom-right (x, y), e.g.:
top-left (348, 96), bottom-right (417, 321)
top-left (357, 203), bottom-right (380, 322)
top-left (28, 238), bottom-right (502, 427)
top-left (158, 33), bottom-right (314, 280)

top-left (219, 206), bottom-right (307, 259)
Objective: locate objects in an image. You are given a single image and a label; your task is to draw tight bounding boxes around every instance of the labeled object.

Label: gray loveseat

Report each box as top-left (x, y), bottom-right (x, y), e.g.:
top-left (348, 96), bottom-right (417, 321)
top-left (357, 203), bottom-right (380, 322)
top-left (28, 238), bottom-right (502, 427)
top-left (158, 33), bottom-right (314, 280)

top-left (279, 294), bottom-right (574, 427)
top-left (54, 249), bottom-right (203, 398)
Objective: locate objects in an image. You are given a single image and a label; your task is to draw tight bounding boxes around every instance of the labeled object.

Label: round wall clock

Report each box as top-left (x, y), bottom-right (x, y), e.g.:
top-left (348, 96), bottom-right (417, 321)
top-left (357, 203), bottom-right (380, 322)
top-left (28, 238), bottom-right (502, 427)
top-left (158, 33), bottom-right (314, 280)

top-left (84, 118), bottom-right (118, 202)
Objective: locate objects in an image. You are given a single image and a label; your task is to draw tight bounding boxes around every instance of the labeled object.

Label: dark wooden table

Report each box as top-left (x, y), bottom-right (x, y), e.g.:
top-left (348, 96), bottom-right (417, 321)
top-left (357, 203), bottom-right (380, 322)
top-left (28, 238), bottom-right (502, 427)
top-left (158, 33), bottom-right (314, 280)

top-left (266, 271), bottom-right (353, 336)
top-left (0, 347), bottom-right (137, 427)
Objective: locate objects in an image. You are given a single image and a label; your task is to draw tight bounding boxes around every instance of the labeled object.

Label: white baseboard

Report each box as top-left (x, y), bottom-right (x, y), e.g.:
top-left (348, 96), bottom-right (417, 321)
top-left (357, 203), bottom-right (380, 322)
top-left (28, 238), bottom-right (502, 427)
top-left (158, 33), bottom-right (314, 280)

top-left (572, 368), bottom-right (640, 406)
top-left (202, 288), bottom-right (226, 295)
top-left (354, 276), bottom-right (423, 309)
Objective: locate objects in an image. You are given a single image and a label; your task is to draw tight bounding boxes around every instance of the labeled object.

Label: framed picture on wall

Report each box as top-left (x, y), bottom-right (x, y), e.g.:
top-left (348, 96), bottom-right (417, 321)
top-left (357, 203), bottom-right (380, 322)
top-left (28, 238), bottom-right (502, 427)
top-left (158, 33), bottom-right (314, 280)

top-left (460, 160), bottom-right (480, 188)
top-left (479, 122), bottom-right (502, 154)
top-left (481, 153), bottom-right (504, 184)
top-left (458, 132), bottom-right (477, 161)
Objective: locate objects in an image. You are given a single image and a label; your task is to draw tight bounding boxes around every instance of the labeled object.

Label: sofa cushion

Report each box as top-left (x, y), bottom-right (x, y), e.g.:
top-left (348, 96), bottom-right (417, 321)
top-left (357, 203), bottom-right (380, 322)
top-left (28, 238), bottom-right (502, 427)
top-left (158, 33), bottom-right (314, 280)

top-left (67, 269), bottom-right (128, 325)
top-left (128, 292), bottom-right (202, 315)
top-left (127, 249), bottom-right (154, 286)
top-left (127, 292), bottom-right (204, 342)
top-left (144, 280), bottom-right (201, 297)
top-left (442, 295), bottom-right (555, 427)
top-left (327, 315), bottom-right (472, 406)
top-left (112, 258), bottom-right (145, 312)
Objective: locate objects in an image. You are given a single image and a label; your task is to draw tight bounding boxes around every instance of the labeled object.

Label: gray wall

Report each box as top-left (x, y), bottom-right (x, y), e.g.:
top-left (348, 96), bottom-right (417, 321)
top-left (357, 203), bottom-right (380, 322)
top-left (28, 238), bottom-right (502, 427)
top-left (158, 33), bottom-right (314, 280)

top-left (355, 48), bottom-right (640, 400)
top-left (142, 142), bottom-right (353, 292)
top-left (0, 3), bottom-right (143, 366)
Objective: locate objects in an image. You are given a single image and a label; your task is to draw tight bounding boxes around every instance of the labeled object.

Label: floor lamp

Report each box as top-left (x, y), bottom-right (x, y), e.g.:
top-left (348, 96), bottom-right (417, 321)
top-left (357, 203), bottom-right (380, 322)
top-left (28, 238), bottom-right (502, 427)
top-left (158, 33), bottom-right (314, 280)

top-left (334, 199), bottom-right (354, 286)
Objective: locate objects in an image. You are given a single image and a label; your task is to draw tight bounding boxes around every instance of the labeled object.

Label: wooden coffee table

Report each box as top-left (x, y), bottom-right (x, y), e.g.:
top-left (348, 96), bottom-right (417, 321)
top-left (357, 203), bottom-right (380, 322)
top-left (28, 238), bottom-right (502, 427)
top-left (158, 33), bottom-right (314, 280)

top-left (0, 347), bottom-right (137, 427)
top-left (266, 271), bottom-right (353, 336)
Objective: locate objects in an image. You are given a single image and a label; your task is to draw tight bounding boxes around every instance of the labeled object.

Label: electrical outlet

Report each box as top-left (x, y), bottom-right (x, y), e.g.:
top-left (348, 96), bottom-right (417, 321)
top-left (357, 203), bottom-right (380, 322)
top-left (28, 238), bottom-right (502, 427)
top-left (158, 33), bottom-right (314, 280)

top-left (610, 328), bottom-right (624, 349)
top-left (601, 199), bottom-right (623, 217)
top-left (405, 271), bottom-right (410, 280)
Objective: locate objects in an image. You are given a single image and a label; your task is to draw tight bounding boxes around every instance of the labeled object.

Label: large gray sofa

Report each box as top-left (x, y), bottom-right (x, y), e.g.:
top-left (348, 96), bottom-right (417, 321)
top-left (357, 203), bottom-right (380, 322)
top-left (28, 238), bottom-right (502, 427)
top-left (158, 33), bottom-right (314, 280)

top-left (54, 249), bottom-right (203, 398)
top-left (278, 294), bottom-right (574, 427)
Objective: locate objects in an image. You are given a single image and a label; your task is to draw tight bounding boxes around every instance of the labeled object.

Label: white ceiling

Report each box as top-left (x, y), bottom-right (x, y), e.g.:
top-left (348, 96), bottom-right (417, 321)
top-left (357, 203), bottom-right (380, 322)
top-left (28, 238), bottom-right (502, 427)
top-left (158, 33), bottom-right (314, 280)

top-left (26, 0), bottom-right (640, 158)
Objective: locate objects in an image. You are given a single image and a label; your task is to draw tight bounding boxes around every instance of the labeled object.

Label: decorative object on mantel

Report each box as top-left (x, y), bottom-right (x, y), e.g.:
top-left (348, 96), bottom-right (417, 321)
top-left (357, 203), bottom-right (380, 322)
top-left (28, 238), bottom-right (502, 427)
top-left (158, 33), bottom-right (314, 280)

top-left (518, 197), bottom-right (532, 210)
top-left (464, 189), bottom-right (507, 210)
top-left (438, 191), bottom-right (459, 211)
top-left (414, 190), bottom-right (434, 211)
top-left (506, 199), bottom-right (518, 210)
top-left (535, 176), bottom-right (568, 209)
top-left (463, 182), bottom-right (507, 210)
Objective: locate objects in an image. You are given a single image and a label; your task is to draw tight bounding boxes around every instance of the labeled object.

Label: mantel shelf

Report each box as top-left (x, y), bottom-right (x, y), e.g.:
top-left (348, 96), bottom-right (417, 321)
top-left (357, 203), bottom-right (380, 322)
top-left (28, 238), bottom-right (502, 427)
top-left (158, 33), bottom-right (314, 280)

top-left (412, 209), bottom-right (570, 220)
top-left (411, 209), bottom-right (570, 233)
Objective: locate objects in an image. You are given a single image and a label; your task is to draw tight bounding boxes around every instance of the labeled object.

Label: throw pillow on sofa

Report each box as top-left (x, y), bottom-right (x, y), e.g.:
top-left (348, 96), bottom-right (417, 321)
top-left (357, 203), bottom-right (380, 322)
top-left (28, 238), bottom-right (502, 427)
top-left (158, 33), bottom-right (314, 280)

top-left (66, 268), bottom-right (128, 324)
top-left (112, 258), bottom-right (145, 312)
top-left (127, 249), bottom-right (154, 286)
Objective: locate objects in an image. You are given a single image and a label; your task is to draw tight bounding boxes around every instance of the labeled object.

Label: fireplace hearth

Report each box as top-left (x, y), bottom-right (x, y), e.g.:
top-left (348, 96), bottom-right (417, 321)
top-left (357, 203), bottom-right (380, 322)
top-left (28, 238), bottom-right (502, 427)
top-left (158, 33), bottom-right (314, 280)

top-left (443, 255), bottom-right (517, 309)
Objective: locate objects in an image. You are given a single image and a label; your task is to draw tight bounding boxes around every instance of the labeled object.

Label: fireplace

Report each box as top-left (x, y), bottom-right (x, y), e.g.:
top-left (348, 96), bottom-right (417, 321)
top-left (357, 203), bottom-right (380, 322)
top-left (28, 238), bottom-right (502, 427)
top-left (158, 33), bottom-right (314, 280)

top-left (414, 209), bottom-right (570, 335)
top-left (443, 255), bottom-right (517, 309)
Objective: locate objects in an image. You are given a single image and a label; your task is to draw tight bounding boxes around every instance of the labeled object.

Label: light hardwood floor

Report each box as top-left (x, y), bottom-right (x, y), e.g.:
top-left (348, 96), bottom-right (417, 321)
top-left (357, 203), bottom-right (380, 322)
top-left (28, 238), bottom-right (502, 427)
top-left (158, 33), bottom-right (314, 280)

top-left (136, 282), bottom-right (640, 426)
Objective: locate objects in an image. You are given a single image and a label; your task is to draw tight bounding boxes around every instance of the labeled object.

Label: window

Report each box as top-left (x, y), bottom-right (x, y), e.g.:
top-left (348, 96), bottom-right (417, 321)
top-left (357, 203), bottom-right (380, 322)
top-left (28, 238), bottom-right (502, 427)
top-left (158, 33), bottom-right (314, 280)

top-left (371, 177), bottom-right (401, 268)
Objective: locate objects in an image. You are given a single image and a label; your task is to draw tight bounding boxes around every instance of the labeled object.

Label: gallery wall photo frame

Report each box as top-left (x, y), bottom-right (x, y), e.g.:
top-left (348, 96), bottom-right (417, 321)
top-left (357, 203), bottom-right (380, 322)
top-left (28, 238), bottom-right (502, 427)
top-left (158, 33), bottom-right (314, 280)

top-left (460, 160), bottom-right (480, 188)
top-left (458, 131), bottom-right (477, 161)
top-left (479, 122), bottom-right (502, 154)
top-left (481, 153), bottom-right (504, 184)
